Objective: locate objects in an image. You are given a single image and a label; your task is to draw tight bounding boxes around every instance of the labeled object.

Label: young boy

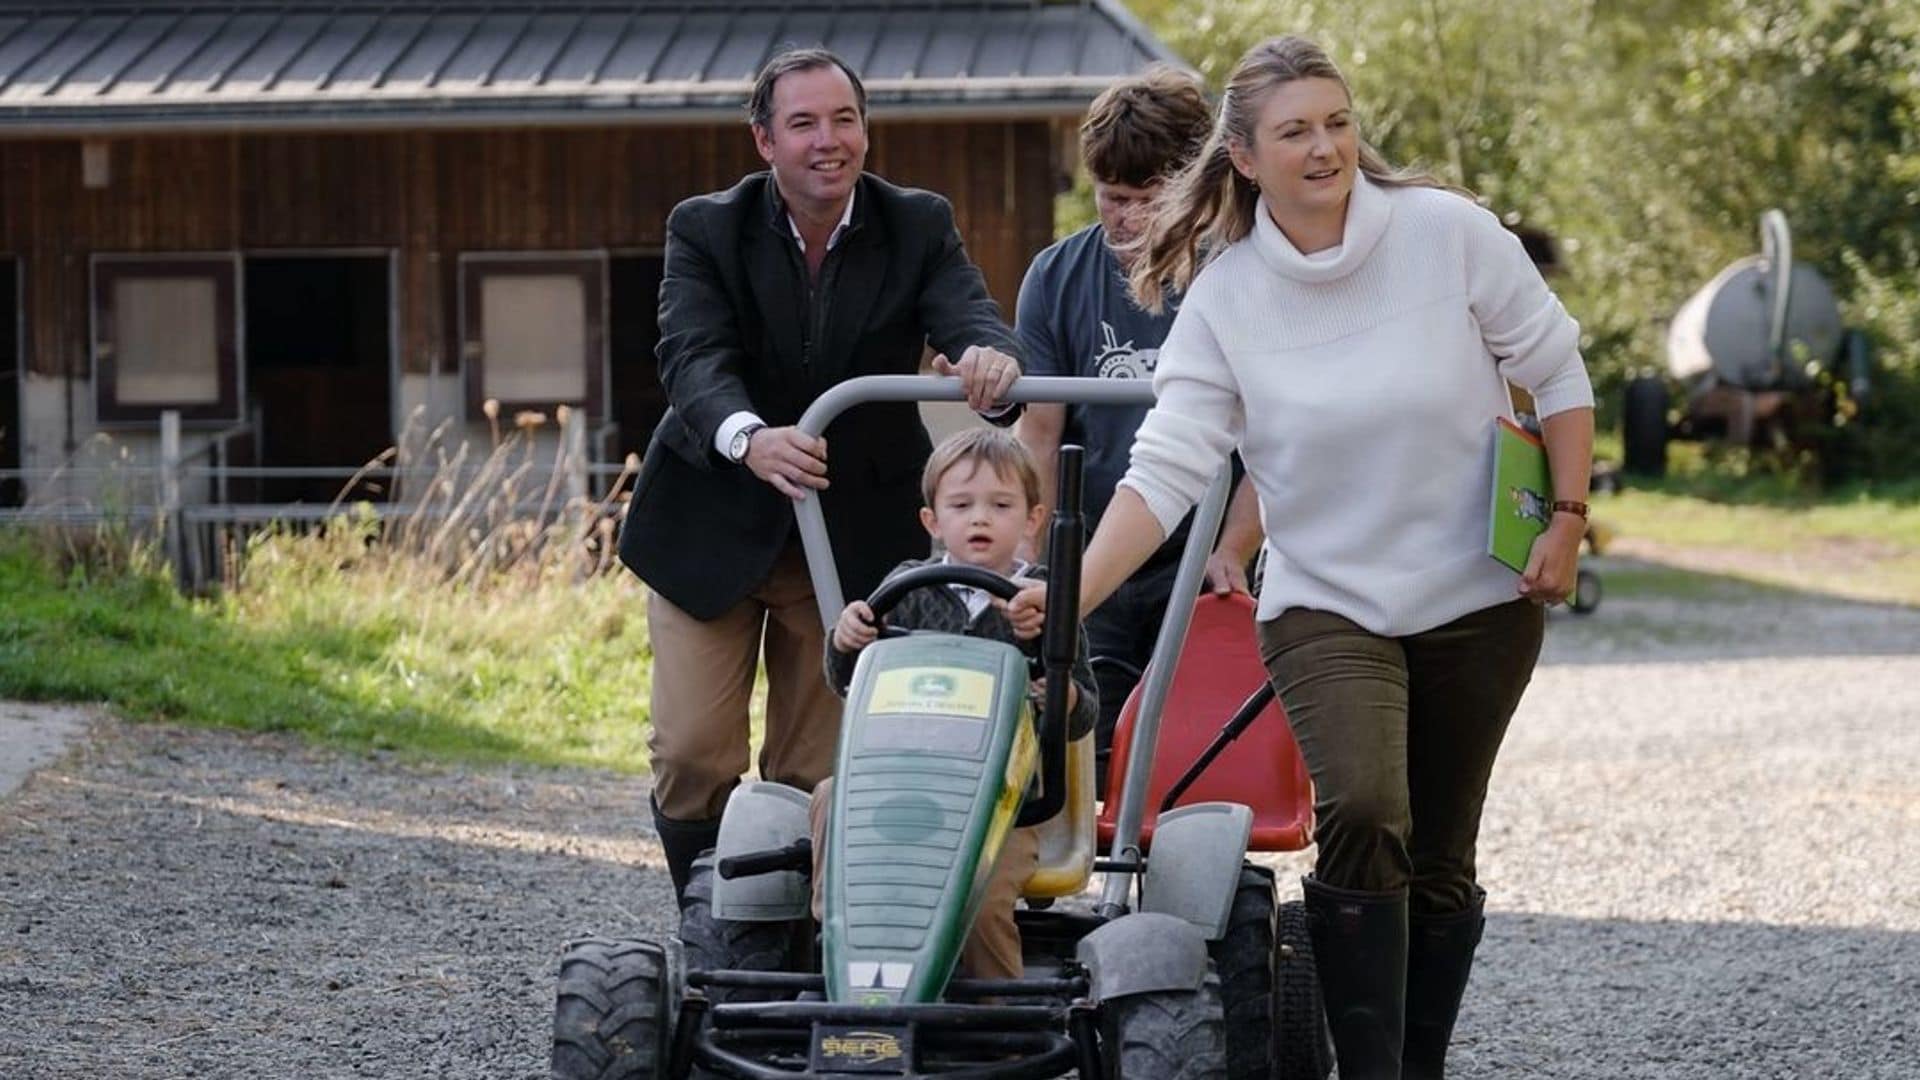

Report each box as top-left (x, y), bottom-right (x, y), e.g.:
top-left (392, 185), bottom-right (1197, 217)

top-left (810, 427), bottom-right (1098, 980)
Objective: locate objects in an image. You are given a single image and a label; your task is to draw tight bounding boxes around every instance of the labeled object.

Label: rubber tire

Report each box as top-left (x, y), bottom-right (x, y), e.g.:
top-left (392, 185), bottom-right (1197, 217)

top-left (1571, 568), bottom-right (1602, 615)
top-left (1208, 864), bottom-right (1280, 1080)
top-left (551, 936), bottom-right (669, 1080)
top-left (1623, 377), bottom-right (1670, 478)
top-left (1103, 972), bottom-right (1228, 1079)
top-left (1274, 900), bottom-right (1334, 1079)
top-left (679, 856), bottom-right (802, 1004)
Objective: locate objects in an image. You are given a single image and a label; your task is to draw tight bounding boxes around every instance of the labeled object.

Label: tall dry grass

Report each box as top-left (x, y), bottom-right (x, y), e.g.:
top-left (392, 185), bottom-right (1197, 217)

top-left (294, 399), bottom-right (639, 592)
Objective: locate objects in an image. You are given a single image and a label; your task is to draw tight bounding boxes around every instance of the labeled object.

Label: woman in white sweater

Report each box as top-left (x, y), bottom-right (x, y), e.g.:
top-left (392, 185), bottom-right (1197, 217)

top-left (1013, 36), bottom-right (1594, 1079)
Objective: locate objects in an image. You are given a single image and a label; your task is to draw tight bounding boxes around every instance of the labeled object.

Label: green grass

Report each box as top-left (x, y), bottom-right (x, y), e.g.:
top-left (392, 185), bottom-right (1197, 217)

top-left (1595, 488), bottom-right (1920, 552)
top-left (0, 527), bottom-right (660, 772)
top-left (1588, 436), bottom-right (1920, 603)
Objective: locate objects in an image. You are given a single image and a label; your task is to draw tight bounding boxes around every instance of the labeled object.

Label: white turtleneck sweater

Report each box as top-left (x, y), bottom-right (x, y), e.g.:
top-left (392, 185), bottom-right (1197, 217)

top-left (1119, 173), bottom-right (1593, 636)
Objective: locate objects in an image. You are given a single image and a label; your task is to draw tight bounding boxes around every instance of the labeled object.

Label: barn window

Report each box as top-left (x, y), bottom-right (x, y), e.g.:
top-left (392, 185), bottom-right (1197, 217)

top-left (459, 254), bottom-right (606, 419)
top-left (92, 255), bottom-right (240, 424)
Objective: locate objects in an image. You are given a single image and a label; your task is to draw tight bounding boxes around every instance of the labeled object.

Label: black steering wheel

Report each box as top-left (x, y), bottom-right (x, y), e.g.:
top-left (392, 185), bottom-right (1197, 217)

top-left (862, 563), bottom-right (1041, 661)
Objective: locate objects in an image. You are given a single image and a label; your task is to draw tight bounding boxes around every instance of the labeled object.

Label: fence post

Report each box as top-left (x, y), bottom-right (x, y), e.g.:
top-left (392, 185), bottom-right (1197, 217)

top-left (159, 409), bottom-right (186, 590)
top-left (563, 407), bottom-right (587, 506)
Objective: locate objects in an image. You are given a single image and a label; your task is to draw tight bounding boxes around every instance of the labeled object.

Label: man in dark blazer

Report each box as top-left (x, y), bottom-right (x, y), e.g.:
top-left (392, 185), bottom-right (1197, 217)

top-left (618, 47), bottom-right (1023, 903)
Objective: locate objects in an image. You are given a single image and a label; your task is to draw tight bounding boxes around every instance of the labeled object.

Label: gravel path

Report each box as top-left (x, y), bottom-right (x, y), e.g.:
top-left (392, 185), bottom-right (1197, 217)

top-left (2, 557), bottom-right (1916, 1078)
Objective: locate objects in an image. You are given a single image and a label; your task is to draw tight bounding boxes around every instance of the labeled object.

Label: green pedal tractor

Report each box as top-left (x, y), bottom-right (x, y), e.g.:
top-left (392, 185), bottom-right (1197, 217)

top-left (553, 376), bottom-right (1328, 1079)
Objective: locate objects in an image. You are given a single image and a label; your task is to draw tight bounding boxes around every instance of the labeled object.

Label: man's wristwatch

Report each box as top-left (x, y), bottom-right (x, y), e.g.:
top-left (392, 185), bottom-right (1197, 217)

top-left (727, 422), bottom-right (765, 464)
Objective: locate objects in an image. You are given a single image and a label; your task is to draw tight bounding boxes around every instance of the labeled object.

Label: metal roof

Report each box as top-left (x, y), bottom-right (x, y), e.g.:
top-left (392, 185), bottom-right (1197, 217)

top-left (0, 0), bottom-right (1183, 133)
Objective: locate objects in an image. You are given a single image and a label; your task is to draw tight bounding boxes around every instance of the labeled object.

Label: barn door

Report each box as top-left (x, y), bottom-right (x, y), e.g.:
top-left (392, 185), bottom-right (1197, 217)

top-left (244, 254), bottom-right (394, 503)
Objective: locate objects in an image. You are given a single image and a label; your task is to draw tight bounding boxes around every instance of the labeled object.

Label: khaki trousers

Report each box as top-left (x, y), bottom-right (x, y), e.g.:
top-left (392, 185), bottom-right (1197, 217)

top-left (809, 777), bottom-right (1039, 980)
top-left (1258, 599), bottom-right (1543, 915)
top-left (646, 544), bottom-right (843, 821)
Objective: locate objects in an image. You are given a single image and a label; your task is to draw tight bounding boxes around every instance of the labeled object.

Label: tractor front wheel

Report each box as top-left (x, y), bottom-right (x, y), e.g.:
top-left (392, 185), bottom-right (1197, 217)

top-left (551, 936), bottom-right (670, 1080)
top-left (1102, 973), bottom-right (1228, 1079)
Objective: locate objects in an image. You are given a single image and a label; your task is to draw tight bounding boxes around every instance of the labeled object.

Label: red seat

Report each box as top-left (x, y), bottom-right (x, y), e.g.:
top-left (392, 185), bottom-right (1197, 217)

top-left (1095, 592), bottom-right (1315, 853)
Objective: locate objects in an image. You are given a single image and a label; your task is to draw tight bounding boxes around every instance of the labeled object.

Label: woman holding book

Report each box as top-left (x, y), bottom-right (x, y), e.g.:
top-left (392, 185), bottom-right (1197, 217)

top-left (1010, 35), bottom-right (1593, 1079)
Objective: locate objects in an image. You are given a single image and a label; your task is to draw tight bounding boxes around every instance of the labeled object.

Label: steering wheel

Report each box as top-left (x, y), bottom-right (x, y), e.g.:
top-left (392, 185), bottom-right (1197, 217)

top-left (862, 563), bottom-right (1041, 661)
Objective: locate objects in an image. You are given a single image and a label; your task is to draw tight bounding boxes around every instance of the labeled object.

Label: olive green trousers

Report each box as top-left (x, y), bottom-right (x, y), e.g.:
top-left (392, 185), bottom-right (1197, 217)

top-left (1258, 599), bottom-right (1543, 915)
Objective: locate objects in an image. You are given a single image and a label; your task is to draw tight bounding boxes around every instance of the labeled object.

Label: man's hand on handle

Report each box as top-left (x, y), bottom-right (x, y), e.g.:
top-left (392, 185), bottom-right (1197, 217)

top-left (932, 345), bottom-right (1021, 412)
top-left (743, 426), bottom-right (829, 501)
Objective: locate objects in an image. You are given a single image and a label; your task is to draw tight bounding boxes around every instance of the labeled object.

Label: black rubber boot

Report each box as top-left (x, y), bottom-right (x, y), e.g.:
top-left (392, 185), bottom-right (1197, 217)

top-left (1302, 875), bottom-right (1407, 1080)
top-left (651, 796), bottom-right (722, 910)
top-left (1403, 887), bottom-right (1486, 1079)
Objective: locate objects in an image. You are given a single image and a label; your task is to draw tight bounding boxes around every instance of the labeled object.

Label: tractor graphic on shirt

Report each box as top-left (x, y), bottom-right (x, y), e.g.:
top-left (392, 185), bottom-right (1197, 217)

top-left (1092, 321), bottom-right (1158, 380)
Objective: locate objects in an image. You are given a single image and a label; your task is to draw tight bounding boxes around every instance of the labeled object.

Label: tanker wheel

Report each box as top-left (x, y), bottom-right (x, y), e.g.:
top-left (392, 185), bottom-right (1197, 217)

top-left (1622, 377), bottom-right (1670, 478)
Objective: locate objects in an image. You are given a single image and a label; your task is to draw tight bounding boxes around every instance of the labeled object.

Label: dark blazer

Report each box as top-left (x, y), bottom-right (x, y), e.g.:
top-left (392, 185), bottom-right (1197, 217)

top-left (619, 172), bottom-right (1020, 619)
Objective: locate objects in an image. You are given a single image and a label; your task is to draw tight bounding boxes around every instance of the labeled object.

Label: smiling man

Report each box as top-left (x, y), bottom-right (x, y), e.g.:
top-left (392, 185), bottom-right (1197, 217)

top-left (618, 48), bottom-right (1026, 906)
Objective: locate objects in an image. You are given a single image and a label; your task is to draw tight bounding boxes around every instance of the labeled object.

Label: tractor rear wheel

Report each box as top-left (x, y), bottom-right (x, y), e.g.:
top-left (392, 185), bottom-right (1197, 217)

top-left (1274, 899), bottom-right (1333, 1079)
top-left (679, 856), bottom-right (805, 1004)
top-left (1209, 864), bottom-right (1280, 1080)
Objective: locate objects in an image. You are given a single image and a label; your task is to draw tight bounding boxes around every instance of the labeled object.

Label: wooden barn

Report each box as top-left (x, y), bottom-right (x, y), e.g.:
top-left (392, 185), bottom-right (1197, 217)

top-left (0, 0), bottom-right (1177, 509)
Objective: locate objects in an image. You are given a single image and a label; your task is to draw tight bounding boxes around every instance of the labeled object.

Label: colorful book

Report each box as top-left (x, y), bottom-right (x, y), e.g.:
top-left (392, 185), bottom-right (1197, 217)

top-left (1488, 417), bottom-right (1552, 574)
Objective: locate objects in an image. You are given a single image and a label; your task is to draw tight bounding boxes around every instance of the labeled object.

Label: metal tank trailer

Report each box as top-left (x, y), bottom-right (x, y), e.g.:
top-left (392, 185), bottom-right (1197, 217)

top-left (1622, 210), bottom-right (1874, 476)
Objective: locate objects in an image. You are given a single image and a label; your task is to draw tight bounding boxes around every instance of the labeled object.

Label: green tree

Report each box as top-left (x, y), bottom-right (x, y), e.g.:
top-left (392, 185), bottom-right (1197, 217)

top-left (1114, 0), bottom-right (1920, 477)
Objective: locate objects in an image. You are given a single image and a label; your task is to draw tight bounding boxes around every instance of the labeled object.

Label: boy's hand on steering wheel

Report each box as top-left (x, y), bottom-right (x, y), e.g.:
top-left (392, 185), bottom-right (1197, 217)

top-left (833, 600), bottom-right (879, 652)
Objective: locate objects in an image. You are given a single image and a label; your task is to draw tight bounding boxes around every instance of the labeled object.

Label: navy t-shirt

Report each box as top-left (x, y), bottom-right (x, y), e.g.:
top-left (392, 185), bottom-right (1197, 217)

top-left (1017, 223), bottom-right (1200, 563)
